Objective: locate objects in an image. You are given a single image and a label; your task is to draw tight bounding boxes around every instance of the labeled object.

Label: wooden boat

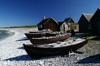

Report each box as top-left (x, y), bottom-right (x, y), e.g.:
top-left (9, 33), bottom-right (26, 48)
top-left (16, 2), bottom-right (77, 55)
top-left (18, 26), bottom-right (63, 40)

top-left (29, 31), bottom-right (51, 34)
top-left (23, 38), bottom-right (88, 58)
top-left (25, 29), bottom-right (52, 38)
top-left (29, 29), bottom-right (51, 33)
top-left (25, 33), bottom-right (46, 38)
top-left (29, 33), bottom-right (72, 45)
top-left (25, 32), bottom-right (59, 39)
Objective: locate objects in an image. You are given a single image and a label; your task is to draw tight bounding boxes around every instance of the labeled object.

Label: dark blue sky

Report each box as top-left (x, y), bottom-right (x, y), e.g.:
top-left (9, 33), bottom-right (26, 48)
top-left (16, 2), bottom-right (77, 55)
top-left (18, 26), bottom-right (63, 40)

top-left (0, 0), bottom-right (100, 27)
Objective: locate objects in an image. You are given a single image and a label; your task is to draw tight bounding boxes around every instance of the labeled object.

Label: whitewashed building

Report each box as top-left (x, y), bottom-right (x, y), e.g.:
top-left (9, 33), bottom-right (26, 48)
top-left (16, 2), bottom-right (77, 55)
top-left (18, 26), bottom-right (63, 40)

top-left (58, 17), bottom-right (75, 31)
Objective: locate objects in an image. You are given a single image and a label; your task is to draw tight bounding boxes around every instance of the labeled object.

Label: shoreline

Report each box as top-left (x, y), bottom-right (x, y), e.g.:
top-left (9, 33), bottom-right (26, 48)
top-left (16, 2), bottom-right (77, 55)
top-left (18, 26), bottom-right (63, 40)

top-left (0, 29), bottom-right (15, 41)
top-left (0, 30), bottom-right (14, 41)
top-left (0, 28), bottom-right (100, 66)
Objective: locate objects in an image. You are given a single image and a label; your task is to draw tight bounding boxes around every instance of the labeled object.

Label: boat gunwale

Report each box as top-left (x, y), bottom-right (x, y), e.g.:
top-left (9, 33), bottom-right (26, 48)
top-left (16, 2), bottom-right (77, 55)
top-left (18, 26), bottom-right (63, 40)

top-left (29, 33), bottom-right (72, 44)
top-left (23, 39), bottom-right (88, 49)
top-left (30, 33), bottom-right (71, 40)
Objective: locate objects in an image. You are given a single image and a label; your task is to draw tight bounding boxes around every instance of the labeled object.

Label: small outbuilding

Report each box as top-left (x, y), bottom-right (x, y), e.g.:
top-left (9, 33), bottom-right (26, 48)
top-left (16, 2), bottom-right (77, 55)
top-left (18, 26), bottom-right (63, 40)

top-left (91, 8), bottom-right (100, 34)
top-left (78, 14), bottom-right (93, 33)
top-left (37, 17), bottom-right (59, 31)
top-left (58, 17), bottom-right (74, 31)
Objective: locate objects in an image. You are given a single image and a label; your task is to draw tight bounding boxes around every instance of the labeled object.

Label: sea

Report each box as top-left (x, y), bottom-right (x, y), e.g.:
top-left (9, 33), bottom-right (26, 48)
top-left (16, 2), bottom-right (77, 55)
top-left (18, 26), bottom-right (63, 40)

top-left (0, 30), bottom-right (12, 41)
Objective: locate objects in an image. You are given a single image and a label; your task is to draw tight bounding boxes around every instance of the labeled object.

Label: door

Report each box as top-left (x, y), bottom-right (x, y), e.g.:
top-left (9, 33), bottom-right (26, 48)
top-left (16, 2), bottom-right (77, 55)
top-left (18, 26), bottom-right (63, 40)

top-left (62, 24), bottom-right (66, 31)
top-left (49, 24), bottom-right (53, 31)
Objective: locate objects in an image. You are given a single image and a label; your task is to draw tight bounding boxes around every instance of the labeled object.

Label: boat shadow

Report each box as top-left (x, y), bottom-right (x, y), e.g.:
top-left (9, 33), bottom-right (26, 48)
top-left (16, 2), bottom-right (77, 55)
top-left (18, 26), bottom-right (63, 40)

top-left (4, 51), bottom-right (83, 61)
top-left (71, 34), bottom-right (84, 37)
top-left (4, 54), bottom-right (68, 61)
top-left (17, 47), bottom-right (24, 49)
top-left (16, 37), bottom-right (29, 41)
top-left (4, 55), bottom-right (39, 61)
top-left (76, 54), bottom-right (100, 63)
top-left (90, 36), bottom-right (100, 40)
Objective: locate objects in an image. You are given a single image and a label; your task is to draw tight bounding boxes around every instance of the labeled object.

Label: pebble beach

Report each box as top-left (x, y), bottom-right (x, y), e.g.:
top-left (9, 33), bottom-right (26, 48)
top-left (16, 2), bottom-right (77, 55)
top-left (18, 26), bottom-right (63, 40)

top-left (0, 28), bottom-right (100, 66)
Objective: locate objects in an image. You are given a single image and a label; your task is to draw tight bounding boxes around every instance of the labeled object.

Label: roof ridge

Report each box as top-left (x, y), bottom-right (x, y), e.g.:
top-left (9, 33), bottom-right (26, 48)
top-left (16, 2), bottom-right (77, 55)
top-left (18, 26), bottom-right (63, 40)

top-left (83, 13), bottom-right (93, 15)
top-left (98, 8), bottom-right (100, 10)
top-left (82, 13), bottom-right (93, 22)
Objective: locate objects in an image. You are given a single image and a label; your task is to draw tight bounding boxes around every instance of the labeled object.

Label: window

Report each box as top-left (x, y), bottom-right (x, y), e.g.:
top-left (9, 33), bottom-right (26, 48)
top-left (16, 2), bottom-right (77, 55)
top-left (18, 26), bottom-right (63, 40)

top-left (39, 24), bottom-right (42, 28)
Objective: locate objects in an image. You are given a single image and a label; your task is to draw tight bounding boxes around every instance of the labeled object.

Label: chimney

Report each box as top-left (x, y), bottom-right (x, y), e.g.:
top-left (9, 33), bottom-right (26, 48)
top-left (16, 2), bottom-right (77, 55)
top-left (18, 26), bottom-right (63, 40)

top-left (43, 16), bottom-right (45, 20)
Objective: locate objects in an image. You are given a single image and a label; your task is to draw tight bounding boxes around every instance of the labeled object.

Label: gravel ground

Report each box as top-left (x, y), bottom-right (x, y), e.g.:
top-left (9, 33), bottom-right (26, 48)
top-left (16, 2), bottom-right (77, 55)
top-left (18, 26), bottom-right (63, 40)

top-left (0, 28), bottom-right (100, 66)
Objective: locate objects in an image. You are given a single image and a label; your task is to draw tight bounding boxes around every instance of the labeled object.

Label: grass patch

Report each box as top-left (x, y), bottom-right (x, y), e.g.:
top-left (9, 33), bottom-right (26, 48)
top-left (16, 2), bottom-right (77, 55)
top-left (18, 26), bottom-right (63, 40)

top-left (93, 45), bottom-right (100, 49)
top-left (74, 27), bottom-right (79, 31)
top-left (68, 32), bottom-right (100, 56)
top-left (74, 23), bottom-right (79, 25)
top-left (86, 50), bottom-right (91, 54)
top-left (90, 36), bottom-right (100, 40)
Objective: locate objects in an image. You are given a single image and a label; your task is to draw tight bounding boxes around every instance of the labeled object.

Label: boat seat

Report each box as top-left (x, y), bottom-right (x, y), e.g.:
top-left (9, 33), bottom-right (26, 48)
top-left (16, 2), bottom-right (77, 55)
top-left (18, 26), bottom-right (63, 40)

top-left (73, 39), bottom-right (76, 41)
top-left (56, 41), bottom-right (61, 44)
top-left (50, 45), bottom-right (54, 47)
top-left (68, 42), bottom-right (72, 44)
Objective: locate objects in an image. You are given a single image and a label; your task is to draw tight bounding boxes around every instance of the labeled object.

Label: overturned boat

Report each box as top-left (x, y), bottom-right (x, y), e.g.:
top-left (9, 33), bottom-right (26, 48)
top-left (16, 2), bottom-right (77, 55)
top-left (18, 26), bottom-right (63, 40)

top-left (25, 32), bottom-right (61, 39)
top-left (25, 29), bottom-right (52, 38)
top-left (25, 31), bottom-right (65, 39)
top-left (29, 33), bottom-right (72, 45)
top-left (23, 38), bottom-right (88, 58)
top-left (25, 33), bottom-right (46, 38)
top-left (29, 29), bottom-right (51, 33)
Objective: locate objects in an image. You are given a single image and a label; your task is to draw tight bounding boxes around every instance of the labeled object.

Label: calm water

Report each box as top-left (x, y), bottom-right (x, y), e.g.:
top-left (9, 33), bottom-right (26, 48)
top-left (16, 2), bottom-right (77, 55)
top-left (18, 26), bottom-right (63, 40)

top-left (0, 30), bottom-right (12, 40)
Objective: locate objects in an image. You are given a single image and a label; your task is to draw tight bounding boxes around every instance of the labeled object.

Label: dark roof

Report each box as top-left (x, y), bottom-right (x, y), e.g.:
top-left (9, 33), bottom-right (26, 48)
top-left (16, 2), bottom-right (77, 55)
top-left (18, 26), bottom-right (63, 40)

top-left (37, 17), bottom-right (59, 25)
top-left (58, 17), bottom-right (74, 26)
top-left (83, 14), bottom-right (93, 22)
top-left (58, 22), bottom-right (63, 26)
top-left (90, 8), bottom-right (100, 21)
top-left (37, 18), bottom-right (50, 25)
top-left (64, 17), bottom-right (71, 22)
top-left (64, 17), bottom-right (74, 23)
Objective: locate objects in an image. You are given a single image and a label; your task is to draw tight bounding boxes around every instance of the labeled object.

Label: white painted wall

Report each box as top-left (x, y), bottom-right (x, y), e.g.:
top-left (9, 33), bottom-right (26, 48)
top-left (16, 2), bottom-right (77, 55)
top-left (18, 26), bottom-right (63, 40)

top-left (60, 22), bottom-right (69, 31)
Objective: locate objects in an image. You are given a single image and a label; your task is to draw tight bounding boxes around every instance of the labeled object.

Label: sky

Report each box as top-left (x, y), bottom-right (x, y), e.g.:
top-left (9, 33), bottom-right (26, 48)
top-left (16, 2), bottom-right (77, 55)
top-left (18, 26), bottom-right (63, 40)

top-left (0, 0), bottom-right (100, 27)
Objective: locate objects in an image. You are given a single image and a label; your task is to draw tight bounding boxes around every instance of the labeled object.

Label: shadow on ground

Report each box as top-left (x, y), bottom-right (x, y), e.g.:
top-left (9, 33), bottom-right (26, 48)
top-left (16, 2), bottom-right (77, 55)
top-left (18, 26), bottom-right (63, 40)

top-left (71, 34), bottom-right (84, 37)
top-left (4, 55), bottom-right (37, 61)
top-left (77, 54), bottom-right (100, 63)
top-left (90, 36), bottom-right (100, 40)
top-left (16, 37), bottom-right (29, 41)
top-left (17, 47), bottom-right (24, 49)
top-left (4, 54), bottom-right (67, 61)
top-left (4, 50), bottom-right (83, 61)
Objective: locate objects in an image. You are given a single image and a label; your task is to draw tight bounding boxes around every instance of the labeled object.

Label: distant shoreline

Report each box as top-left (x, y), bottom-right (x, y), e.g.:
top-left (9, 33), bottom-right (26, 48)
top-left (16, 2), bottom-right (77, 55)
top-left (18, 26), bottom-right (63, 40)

top-left (1, 25), bottom-right (38, 28)
top-left (0, 27), bottom-right (38, 42)
top-left (0, 30), bottom-right (15, 41)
